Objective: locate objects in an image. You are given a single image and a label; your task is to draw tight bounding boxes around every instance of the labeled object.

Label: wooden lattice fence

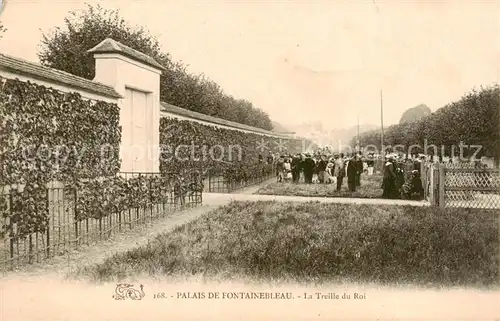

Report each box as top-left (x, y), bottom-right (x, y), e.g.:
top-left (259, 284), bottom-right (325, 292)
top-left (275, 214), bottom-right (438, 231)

top-left (423, 161), bottom-right (500, 209)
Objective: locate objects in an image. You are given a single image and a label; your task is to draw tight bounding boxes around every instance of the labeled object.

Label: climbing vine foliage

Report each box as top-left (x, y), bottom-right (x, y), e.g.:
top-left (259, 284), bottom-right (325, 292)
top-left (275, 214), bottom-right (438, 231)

top-left (0, 78), bottom-right (204, 241)
top-left (159, 117), bottom-right (309, 182)
top-left (0, 77), bottom-right (122, 183)
top-left (0, 77), bottom-right (121, 238)
top-left (72, 175), bottom-right (203, 222)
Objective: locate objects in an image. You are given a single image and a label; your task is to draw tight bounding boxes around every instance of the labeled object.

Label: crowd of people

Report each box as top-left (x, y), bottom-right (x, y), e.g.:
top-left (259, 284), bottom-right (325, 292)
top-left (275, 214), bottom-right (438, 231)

top-left (263, 152), bottom-right (370, 193)
top-left (261, 151), bottom-right (426, 200)
top-left (381, 153), bottom-right (425, 200)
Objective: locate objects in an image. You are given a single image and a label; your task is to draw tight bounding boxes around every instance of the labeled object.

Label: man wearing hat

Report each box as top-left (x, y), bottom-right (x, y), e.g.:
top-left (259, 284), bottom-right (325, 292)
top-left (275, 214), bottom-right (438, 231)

top-left (291, 153), bottom-right (302, 183)
top-left (354, 151), bottom-right (364, 187)
top-left (266, 152), bottom-right (274, 165)
top-left (302, 153), bottom-right (315, 184)
top-left (334, 153), bottom-right (345, 191)
top-left (317, 155), bottom-right (328, 184)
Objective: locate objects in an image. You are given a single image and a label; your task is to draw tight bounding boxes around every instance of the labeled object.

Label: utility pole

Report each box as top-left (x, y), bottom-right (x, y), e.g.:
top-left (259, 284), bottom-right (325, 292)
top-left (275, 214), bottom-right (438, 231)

top-left (356, 115), bottom-right (360, 153)
top-left (380, 89), bottom-right (384, 155)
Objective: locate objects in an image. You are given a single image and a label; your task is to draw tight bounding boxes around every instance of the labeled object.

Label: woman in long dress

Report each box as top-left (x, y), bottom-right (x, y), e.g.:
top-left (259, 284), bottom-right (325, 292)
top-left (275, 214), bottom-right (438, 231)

top-left (394, 160), bottom-right (405, 198)
top-left (382, 156), bottom-right (396, 198)
top-left (276, 156), bottom-right (285, 182)
top-left (346, 155), bottom-right (358, 192)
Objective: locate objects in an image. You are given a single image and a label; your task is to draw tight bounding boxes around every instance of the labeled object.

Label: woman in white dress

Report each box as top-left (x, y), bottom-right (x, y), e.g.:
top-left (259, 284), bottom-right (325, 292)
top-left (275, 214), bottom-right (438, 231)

top-left (325, 162), bottom-right (336, 184)
top-left (283, 158), bottom-right (292, 181)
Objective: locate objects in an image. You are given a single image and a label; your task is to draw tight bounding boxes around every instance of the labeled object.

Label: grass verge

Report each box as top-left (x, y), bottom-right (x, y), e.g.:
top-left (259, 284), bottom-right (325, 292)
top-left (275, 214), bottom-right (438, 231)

top-left (255, 174), bottom-right (384, 198)
top-left (73, 201), bottom-right (499, 288)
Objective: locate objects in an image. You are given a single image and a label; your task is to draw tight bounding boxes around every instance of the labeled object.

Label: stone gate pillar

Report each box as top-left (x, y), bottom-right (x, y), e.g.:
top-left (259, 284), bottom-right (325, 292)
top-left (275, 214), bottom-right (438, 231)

top-left (87, 38), bottom-right (164, 173)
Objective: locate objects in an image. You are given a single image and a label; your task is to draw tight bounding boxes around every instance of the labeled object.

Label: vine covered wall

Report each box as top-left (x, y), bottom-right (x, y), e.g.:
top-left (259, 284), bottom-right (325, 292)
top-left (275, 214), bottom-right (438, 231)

top-left (159, 117), bottom-right (308, 174)
top-left (0, 77), bottom-right (122, 237)
top-left (0, 77), bottom-right (122, 184)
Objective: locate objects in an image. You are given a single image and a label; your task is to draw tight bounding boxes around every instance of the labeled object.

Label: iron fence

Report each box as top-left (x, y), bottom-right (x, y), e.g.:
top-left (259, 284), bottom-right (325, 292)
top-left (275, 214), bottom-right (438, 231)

top-left (0, 171), bottom-right (203, 272)
top-left (205, 163), bottom-right (275, 193)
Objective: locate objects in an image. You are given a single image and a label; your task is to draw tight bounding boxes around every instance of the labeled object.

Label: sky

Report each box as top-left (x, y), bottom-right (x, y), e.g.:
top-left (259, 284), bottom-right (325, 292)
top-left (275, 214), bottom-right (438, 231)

top-left (0, 0), bottom-right (499, 130)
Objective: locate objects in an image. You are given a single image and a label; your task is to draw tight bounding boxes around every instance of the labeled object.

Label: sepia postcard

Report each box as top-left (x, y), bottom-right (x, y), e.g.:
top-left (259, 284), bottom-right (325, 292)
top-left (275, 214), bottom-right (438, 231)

top-left (0, 0), bottom-right (499, 320)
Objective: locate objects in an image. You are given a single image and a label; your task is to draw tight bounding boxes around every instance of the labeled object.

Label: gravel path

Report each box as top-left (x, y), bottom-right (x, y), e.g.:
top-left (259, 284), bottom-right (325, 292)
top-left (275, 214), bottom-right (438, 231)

top-left (204, 192), bottom-right (429, 207)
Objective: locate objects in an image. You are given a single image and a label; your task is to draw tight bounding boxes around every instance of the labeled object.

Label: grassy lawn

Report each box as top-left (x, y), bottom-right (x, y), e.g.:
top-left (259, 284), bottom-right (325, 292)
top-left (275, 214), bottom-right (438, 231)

top-left (74, 201), bottom-right (499, 288)
top-left (255, 174), bottom-right (384, 198)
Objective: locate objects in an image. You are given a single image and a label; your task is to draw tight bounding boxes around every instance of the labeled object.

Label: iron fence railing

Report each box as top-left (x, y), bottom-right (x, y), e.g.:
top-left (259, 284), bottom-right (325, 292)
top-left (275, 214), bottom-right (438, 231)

top-left (0, 171), bottom-right (203, 272)
top-left (205, 163), bottom-right (275, 193)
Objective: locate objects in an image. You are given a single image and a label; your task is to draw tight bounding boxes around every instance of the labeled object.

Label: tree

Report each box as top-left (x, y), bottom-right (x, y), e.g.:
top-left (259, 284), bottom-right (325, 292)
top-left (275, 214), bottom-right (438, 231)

top-left (37, 4), bottom-right (274, 130)
top-left (38, 4), bottom-right (169, 80)
top-left (355, 85), bottom-right (499, 164)
top-left (0, 22), bottom-right (6, 40)
top-left (399, 104), bottom-right (431, 124)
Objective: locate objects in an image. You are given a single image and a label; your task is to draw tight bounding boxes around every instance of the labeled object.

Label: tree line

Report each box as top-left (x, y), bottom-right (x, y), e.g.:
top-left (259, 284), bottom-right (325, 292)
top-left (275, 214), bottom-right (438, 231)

top-left (37, 4), bottom-right (274, 130)
top-left (352, 85), bottom-right (500, 162)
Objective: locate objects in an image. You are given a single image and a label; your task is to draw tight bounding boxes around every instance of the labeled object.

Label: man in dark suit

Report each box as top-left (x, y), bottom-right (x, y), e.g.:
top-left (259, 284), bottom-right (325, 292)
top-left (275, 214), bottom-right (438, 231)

top-left (302, 154), bottom-right (315, 184)
top-left (334, 153), bottom-right (345, 191)
top-left (355, 151), bottom-right (363, 187)
top-left (291, 154), bottom-right (302, 183)
top-left (267, 153), bottom-right (274, 164)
